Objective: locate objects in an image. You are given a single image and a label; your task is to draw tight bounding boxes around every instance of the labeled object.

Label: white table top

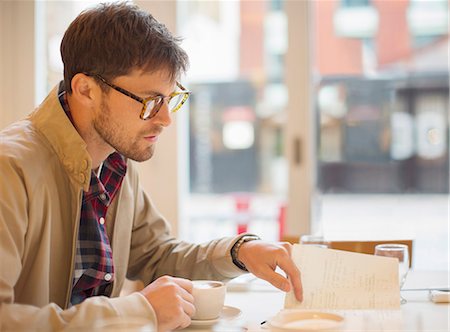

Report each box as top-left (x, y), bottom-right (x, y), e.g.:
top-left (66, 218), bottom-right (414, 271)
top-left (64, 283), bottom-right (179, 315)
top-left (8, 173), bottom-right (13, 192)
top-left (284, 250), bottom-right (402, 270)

top-left (185, 270), bottom-right (449, 331)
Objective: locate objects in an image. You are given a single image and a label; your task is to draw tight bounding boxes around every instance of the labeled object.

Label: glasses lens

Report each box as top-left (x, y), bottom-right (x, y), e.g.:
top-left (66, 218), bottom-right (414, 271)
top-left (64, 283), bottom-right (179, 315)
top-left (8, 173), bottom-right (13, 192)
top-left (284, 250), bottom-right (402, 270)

top-left (168, 94), bottom-right (185, 112)
top-left (142, 99), bottom-right (158, 119)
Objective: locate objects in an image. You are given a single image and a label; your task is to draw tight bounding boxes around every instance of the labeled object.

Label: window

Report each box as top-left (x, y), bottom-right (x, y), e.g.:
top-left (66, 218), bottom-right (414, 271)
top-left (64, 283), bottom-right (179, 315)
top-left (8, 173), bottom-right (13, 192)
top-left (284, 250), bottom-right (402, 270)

top-left (310, 0), bottom-right (448, 270)
top-left (177, 0), bottom-right (289, 242)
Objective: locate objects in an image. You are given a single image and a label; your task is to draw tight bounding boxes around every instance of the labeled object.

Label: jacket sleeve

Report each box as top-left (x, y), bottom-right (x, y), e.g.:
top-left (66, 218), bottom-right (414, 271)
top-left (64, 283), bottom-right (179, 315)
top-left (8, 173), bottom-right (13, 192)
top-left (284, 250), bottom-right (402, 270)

top-left (0, 294), bottom-right (156, 331)
top-left (0, 155), bottom-right (157, 331)
top-left (125, 162), bottom-right (246, 285)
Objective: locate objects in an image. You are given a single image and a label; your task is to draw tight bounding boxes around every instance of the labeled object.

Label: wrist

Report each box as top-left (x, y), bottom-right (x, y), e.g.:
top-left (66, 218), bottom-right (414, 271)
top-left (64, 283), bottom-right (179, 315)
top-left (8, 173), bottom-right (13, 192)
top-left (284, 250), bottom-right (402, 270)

top-left (230, 235), bottom-right (261, 271)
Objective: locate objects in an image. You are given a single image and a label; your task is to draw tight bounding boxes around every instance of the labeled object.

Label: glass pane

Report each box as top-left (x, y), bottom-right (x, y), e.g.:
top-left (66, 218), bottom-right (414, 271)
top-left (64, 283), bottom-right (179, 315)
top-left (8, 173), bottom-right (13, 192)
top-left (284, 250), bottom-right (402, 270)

top-left (177, 0), bottom-right (288, 242)
top-left (312, 0), bottom-right (449, 269)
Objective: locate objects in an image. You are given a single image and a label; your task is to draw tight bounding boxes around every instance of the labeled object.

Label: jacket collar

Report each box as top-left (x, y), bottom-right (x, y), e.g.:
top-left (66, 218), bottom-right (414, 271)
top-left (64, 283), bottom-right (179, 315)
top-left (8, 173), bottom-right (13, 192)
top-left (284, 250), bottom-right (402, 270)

top-left (29, 85), bottom-right (92, 192)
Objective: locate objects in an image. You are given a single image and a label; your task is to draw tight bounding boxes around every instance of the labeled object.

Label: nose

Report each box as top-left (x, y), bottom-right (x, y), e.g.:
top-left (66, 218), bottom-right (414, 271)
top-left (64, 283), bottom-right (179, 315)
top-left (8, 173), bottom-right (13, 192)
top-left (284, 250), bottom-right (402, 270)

top-left (151, 101), bottom-right (172, 127)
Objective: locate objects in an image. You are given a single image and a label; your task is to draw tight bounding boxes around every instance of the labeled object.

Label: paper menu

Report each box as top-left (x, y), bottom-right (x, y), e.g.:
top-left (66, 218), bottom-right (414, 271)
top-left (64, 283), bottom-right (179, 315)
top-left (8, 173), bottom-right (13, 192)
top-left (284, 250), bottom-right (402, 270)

top-left (285, 244), bottom-right (400, 309)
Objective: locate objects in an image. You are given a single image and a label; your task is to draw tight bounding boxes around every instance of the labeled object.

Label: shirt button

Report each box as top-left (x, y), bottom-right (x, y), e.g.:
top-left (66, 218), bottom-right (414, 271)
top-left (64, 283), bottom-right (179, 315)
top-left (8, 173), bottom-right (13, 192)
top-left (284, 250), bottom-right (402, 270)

top-left (99, 217), bottom-right (105, 225)
top-left (100, 193), bottom-right (107, 201)
top-left (104, 273), bottom-right (112, 281)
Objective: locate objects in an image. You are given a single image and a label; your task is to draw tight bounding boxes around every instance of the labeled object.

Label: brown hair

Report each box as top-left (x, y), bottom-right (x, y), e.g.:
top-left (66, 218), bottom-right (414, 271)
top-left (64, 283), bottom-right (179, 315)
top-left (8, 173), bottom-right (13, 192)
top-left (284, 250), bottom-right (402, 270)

top-left (60, 1), bottom-right (189, 94)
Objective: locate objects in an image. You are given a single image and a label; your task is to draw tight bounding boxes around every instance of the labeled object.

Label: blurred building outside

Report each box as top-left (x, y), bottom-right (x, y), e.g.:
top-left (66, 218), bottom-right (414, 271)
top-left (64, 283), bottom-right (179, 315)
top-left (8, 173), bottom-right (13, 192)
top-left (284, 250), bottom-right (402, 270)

top-left (178, 0), bottom-right (449, 270)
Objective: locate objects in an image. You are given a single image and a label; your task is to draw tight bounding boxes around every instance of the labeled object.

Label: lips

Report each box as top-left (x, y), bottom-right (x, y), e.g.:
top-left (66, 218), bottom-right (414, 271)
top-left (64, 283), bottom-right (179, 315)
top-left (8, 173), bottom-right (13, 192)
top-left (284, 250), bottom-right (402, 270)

top-left (144, 128), bottom-right (163, 142)
top-left (144, 134), bottom-right (157, 139)
top-left (144, 134), bottom-right (159, 143)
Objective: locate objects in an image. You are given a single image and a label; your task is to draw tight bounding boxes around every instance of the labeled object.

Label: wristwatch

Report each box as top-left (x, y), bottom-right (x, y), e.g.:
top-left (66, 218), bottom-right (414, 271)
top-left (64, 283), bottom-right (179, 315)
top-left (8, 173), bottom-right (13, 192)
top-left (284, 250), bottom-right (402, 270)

top-left (231, 235), bottom-right (261, 271)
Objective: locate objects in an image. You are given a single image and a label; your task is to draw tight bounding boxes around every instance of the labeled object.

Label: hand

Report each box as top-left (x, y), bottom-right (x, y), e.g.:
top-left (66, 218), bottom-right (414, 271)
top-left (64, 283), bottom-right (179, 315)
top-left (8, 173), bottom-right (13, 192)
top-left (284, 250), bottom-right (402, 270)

top-left (238, 241), bottom-right (303, 302)
top-left (140, 276), bottom-right (195, 331)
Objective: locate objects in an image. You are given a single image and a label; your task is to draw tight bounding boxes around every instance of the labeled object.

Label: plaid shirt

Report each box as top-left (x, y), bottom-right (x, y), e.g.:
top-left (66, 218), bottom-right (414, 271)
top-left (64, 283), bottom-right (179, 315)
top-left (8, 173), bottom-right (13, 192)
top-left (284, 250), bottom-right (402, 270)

top-left (57, 83), bottom-right (127, 306)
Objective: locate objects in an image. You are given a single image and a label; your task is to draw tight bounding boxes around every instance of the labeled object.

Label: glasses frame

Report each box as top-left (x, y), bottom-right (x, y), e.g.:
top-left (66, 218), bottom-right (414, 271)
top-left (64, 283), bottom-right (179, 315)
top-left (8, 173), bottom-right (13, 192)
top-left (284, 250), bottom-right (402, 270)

top-left (86, 73), bottom-right (190, 120)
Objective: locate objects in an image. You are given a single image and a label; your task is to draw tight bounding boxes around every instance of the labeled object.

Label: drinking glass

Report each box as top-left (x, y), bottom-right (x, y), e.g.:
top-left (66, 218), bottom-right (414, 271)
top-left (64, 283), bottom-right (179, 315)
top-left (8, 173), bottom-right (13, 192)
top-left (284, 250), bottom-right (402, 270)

top-left (300, 235), bottom-right (330, 248)
top-left (374, 244), bottom-right (409, 304)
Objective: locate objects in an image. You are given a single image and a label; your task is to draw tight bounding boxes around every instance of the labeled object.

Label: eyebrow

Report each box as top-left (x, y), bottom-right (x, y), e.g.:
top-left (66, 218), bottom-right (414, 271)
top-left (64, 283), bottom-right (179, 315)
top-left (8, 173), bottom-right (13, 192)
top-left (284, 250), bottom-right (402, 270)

top-left (138, 82), bottom-right (178, 97)
top-left (140, 86), bottom-right (178, 97)
top-left (140, 90), bottom-right (163, 97)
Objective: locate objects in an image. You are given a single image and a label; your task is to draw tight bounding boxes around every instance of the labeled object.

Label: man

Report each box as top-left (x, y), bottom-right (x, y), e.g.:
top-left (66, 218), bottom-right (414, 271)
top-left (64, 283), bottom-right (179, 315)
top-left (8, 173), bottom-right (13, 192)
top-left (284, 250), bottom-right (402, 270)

top-left (0, 3), bottom-right (302, 331)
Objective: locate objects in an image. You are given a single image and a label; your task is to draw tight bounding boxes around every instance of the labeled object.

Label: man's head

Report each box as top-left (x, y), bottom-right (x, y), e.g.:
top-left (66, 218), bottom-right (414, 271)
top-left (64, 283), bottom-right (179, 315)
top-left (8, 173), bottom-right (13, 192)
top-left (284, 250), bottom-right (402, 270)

top-left (60, 2), bottom-right (189, 163)
top-left (61, 2), bottom-right (188, 94)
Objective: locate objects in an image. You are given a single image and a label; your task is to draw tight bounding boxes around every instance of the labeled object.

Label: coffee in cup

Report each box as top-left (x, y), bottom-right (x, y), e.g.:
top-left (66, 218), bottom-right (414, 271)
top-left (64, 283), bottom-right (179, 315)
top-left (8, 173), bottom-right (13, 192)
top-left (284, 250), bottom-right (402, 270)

top-left (191, 280), bottom-right (226, 320)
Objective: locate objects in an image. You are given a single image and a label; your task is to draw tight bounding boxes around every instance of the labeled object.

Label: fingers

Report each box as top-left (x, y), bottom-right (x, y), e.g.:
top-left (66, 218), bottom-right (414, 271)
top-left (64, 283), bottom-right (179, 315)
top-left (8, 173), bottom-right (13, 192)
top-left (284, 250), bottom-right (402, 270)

top-left (171, 277), bottom-right (196, 316)
top-left (176, 311), bottom-right (193, 330)
top-left (168, 290), bottom-right (195, 330)
top-left (171, 276), bottom-right (194, 293)
top-left (280, 241), bottom-right (292, 256)
top-left (168, 278), bottom-right (196, 329)
top-left (178, 285), bottom-right (195, 303)
top-left (177, 287), bottom-right (195, 317)
top-left (167, 277), bottom-right (196, 316)
top-left (142, 276), bottom-right (196, 331)
top-left (276, 254), bottom-right (303, 302)
top-left (181, 295), bottom-right (196, 319)
top-left (248, 243), bottom-right (303, 302)
top-left (258, 265), bottom-right (291, 292)
top-left (276, 242), bottom-right (303, 301)
top-left (172, 277), bottom-right (195, 303)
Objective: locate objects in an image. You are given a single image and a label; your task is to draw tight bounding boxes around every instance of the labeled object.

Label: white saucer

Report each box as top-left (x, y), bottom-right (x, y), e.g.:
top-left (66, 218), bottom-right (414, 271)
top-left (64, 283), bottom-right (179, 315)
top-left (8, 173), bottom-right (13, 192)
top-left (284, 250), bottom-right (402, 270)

top-left (269, 310), bottom-right (344, 331)
top-left (190, 305), bottom-right (242, 327)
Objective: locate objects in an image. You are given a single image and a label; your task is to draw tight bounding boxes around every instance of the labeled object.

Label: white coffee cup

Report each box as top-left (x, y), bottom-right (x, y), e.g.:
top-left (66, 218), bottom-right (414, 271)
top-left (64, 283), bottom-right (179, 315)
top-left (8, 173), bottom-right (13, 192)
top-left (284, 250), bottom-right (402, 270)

top-left (192, 280), bottom-right (226, 320)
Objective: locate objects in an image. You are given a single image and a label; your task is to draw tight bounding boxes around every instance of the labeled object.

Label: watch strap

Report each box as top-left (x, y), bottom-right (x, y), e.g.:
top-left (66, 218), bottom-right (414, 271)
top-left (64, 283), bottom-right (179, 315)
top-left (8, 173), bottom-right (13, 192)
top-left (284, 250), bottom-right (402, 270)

top-left (230, 235), bottom-right (261, 271)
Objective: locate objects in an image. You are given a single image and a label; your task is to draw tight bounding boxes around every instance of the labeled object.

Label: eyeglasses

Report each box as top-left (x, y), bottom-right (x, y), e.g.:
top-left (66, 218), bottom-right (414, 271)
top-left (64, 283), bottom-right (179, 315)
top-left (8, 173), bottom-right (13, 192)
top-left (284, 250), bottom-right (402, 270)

top-left (87, 73), bottom-right (190, 120)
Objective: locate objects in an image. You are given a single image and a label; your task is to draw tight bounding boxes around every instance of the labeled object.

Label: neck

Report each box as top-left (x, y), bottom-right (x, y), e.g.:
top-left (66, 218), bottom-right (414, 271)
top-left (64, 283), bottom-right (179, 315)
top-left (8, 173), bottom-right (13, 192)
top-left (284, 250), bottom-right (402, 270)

top-left (67, 94), bottom-right (113, 169)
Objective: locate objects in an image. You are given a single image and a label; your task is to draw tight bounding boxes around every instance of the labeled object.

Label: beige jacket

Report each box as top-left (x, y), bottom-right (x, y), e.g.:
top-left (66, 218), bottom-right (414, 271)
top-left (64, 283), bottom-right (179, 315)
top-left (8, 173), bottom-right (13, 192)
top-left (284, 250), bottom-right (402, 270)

top-left (0, 87), bottom-right (245, 331)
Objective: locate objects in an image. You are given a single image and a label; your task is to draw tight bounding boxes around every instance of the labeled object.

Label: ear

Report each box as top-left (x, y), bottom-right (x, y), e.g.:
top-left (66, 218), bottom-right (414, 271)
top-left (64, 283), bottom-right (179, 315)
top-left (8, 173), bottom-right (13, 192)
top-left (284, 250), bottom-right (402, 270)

top-left (70, 73), bottom-right (98, 106)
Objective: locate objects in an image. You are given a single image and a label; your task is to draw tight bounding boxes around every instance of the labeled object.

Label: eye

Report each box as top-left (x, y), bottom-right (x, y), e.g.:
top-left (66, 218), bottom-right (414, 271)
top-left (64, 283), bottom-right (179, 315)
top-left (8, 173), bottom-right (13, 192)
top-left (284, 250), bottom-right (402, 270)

top-left (142, 99), bottom-right (158, 119)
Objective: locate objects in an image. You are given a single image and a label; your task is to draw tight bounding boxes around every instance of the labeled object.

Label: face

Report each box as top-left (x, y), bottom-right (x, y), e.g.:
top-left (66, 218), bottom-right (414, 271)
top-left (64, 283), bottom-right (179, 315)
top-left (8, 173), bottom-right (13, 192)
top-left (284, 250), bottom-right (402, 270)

top-left (91, 69), bottom-right (174, 162)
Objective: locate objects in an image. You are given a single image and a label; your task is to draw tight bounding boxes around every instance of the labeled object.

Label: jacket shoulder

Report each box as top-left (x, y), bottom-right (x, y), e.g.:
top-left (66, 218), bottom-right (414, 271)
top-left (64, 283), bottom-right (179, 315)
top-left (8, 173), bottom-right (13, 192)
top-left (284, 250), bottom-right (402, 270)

top-left (1, 119), bottom-right (54, 158)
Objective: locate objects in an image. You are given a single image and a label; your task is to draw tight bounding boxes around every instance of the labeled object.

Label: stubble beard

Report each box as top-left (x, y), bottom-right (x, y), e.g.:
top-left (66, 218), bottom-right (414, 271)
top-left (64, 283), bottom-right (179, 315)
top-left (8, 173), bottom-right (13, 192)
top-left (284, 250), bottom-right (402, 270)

top-left (93, 99), bottom-right (156, 162)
